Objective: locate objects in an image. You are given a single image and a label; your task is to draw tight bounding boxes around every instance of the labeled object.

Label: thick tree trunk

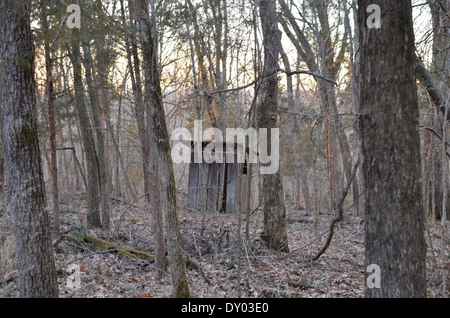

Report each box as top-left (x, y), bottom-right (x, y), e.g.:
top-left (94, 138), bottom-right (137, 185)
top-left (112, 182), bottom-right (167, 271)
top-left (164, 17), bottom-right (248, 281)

top-left (130, 0), bottom-right (156, 203)
top-left (257, 0), bottom-right (289, 253)
top-left (125, 0), bottom-right (153, 204)
top-left (0, 65), bottom-right (4, 193)
top-left (138, 0), bottom-right (190, 297)
top-left (358, 0), bottom-right (427, 298)
top-left (0, 0), bottom-right (58, 297)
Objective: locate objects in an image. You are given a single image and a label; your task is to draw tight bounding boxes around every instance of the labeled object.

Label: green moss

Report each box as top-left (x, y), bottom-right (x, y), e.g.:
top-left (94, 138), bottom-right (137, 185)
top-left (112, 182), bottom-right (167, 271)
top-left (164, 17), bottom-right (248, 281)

top-left (31, 188), bottom-right (43, 202)
top-left (65, 234), bottom-right (156, 262)
top-left (176, 281), bottom-right (191, 298)
top-left (13, 51), bottom-right (34, 70)
top-left (19, 119), bottom-right (38, 146)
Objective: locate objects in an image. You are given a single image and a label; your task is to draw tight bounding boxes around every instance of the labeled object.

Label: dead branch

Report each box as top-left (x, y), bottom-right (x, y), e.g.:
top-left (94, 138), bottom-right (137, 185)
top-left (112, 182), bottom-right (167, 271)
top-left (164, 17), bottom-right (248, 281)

top-left (277, 68), bottom-right (338, 86)
top-left (64, 233), bottom-right (156, 262)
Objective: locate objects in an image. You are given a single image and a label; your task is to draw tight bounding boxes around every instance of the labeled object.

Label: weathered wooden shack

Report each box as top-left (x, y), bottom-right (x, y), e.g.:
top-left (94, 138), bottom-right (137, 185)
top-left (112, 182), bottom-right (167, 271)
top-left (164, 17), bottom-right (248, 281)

top-left (187, 141), bottom-right (248, 213)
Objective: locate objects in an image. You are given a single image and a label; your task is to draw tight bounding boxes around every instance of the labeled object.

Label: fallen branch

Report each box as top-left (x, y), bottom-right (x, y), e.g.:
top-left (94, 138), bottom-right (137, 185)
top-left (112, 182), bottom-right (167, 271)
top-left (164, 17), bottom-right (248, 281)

top-left (64, 233), bottom-right (211, 284)
top-left (184, 252), bottom-right (211, 285)
top-left (65, 233), bottom-right (155, 262)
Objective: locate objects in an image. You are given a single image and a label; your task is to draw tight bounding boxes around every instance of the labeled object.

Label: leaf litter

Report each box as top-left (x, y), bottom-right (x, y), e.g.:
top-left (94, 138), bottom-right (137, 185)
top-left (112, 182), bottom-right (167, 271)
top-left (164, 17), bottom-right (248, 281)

top-left (0, 191), bottom-right (447, 298)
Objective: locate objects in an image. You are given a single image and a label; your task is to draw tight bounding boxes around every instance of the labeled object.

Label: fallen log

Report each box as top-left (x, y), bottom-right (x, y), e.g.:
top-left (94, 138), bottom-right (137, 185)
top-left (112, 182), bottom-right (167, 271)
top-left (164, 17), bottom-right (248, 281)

top-left (64, 233), bottom-right (211, 284)
top-left (65, 234), bottom-right (155, 262)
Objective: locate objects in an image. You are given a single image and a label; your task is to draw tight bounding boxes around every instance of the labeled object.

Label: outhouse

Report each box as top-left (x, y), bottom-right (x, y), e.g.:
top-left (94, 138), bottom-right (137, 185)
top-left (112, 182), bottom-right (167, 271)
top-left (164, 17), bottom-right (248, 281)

top-left (187, 141), bottom-right (249, 213)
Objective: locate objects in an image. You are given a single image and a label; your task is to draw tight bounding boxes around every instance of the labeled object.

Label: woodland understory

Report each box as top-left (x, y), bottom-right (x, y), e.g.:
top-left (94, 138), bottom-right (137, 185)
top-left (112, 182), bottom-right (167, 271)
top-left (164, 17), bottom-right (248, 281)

top-left (1, 0), bottom-right (450, 299)
top-left (0, 191), bottom-right (447, 298)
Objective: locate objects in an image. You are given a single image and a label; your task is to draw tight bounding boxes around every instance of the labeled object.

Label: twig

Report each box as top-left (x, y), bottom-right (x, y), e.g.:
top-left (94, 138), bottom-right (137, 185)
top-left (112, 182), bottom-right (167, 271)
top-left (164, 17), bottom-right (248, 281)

top-left (183, 251), bottom-right (211, 285)
top-left (277, 68), bottom-right (338, 86)
top-left (61, 234), bottom-right (169, 276)
top-left (52, 228), bottom-right (72, 248)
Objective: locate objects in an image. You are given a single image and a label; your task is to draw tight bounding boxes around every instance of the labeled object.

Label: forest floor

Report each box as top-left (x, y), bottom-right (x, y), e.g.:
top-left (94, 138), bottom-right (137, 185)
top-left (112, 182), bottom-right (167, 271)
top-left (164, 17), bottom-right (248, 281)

top-left (0, 190), bottom-right (447, 298)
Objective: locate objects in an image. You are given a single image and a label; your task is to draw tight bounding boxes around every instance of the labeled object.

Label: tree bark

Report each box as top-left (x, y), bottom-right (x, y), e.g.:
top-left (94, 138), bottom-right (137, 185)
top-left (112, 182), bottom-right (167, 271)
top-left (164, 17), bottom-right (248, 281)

top-left (0, 0), bottom-right (58, 297)
top-left (257, 0), bottom-right (289, 253)
top-left (0, 63), bottom-right (4, 193)
top-left (138, 0), bottom-right (190, 297)
top-left (92, 1), bottom-right (113, 230)
top-left (40, 0), bottom-right (60, 234)
top-left (127, 0), bottom-right (167, 273)
top-left (358, 0), bottom-right (427, 298)
top-left (415, 56), bottom-right (450, 121)
top-left (81, 39), bottom-right (111, 229)
top-left (69, 28), bottom-right (102, 228)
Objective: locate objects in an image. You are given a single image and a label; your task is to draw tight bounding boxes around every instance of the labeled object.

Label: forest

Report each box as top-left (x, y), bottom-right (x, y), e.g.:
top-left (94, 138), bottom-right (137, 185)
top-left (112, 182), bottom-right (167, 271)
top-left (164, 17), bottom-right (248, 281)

top-left (0, 0), bottom-right (448, 299)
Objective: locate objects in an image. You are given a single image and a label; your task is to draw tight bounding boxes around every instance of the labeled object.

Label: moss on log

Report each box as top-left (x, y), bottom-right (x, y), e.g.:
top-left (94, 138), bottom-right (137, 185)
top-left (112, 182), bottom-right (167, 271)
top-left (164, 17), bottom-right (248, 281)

top-left (65, 234), bottom-right (155, 262)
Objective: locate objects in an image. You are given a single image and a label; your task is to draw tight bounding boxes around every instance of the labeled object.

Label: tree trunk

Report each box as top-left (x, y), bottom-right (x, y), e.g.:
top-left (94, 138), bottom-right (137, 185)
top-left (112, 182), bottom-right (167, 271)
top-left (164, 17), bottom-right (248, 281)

top-left (0, 0), bottom-right (58, 297)
top-left (344, 0), bottom-right (361, 216)
top-left (420, 1), bottom-right (450, 221)
top-left (358, 0), bottom-right (427, 298)
top-left (125, 0), bottom-right (152, 202)
top-left (92, 1), bottom-right (113, 230)
top-left (138, 0), bottom-right (190, 297)
top-left (40, 0), bottom-right (60, 234)
top-left (81, 39), bottom-right (111, 229)
top-left (127, 0), bottom-right (167, 272)
top-left (69, 28), bottom-right (102, 228)
top-left (257, 0), bottom-right (289, 253)
top-left (0, 48), bottom-right (4, 193)
top-left (430, 0), bottom-right (450, 85)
